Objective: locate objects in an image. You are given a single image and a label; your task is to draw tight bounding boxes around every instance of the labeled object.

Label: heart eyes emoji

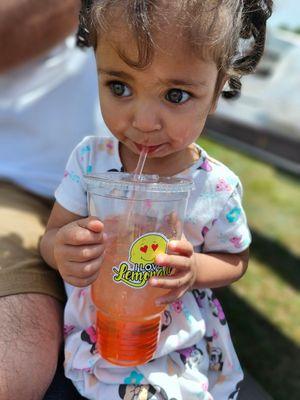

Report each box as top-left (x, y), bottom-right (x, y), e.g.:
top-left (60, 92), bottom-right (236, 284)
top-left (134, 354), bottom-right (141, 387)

top-left (140, 245), bottom-right (148, 253)
top-left (139, 243), bottom-right (159, 253)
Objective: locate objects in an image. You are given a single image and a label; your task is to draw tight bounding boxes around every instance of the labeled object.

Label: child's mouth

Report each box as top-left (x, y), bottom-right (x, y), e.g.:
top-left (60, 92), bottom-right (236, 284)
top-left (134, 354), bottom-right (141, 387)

top-left (135, 143), bottom-right (161, 154)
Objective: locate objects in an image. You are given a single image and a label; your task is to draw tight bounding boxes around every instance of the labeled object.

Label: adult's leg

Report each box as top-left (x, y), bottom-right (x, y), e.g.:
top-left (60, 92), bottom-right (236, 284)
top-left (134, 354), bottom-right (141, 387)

top-left (0, 294), bottom-right (63, 400)
top-left (0, 182), bottom-right (66, 400)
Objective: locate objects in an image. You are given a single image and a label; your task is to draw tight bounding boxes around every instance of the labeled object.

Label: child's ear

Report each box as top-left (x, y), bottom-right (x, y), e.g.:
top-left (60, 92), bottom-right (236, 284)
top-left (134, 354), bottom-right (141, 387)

top-left (209, 73), bottom-right (228, 115)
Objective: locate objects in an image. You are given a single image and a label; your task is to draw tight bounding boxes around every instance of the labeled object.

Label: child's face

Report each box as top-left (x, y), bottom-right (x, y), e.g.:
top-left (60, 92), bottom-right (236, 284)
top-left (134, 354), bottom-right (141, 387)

top-left (96, 28), bottom-right (220, 162)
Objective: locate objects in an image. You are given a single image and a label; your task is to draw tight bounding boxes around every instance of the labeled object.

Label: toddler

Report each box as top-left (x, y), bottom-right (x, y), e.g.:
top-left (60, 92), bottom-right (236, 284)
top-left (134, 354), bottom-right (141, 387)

top-left (40, 1), bottom-right (272, 399)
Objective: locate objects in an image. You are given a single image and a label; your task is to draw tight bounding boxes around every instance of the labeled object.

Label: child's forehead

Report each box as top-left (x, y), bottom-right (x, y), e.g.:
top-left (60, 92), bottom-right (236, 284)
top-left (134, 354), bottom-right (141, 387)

top-left (96, 34), bottom-right (218, 92)
top-left (96, 32), bottom-right (216, 71)
top-left (97, 22), bottom-right (217, 69)
top-left (100, 24), bottom-right (187, 59)
top-left (94, 1), bottom-right (228, 70)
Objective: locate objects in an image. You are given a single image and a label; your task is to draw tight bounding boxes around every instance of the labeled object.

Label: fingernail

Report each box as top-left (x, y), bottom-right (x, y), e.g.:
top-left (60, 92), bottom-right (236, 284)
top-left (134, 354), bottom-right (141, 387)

top-left (156, 255), bottom-right (163, 263)
top-left (151, 278), bottom-right (158, 286)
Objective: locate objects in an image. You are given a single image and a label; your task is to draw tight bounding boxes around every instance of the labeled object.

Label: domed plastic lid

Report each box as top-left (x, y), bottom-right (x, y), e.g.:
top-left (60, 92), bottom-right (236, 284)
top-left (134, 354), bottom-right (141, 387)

top-left (85, 172), bottom-right (194, 194)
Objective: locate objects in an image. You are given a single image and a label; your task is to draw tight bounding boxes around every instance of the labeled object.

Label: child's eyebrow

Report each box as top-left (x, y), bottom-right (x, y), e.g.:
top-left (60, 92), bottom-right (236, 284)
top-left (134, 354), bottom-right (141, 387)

top-left (162, 78), bottom-right (208, 88)
top-left (98, 68), bottom-right (207, 88)
top-left (98, 68), bottom-right (132, 81)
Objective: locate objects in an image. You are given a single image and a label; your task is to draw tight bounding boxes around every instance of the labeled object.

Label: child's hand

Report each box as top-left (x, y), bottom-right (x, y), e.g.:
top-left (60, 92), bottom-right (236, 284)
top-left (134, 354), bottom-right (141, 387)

top-left (54, 217), bottom-right (106, 287)
top-left (150, 239), bottom-right (197, 305)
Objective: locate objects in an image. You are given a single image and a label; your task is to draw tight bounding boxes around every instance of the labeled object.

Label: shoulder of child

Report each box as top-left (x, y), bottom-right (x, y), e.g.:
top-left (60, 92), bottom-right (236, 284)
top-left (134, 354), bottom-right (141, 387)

top-left (64, 135), bottom-right (120, 180)
top-left (194, 149), bottom-right (243, 200)
top-left (71, 135), bottom-right (118, 165)
top-left (73, 135), bottom-right (118, 156)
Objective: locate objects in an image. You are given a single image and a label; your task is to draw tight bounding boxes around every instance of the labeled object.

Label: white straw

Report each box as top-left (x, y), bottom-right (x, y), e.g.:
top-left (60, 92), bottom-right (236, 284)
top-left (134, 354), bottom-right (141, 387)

top-left (133, 147), bottom-right (148, 181)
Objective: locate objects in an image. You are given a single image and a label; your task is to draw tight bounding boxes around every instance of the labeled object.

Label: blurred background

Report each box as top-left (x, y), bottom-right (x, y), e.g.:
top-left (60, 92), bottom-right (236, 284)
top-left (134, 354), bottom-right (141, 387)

top-left (1, 1), bottom-right (298, 399)
top-left (201, 1), bottom-right (300, 398)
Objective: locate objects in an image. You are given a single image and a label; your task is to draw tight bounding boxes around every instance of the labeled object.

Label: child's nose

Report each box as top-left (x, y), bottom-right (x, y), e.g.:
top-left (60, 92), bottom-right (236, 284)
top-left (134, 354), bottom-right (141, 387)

top-left (132, 101), bottom-right (162, 133)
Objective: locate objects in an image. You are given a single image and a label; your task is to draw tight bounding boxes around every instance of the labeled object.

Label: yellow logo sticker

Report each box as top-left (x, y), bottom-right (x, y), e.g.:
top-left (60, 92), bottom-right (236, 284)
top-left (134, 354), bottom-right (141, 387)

top-left (113, 233), bottom-right (172, 288)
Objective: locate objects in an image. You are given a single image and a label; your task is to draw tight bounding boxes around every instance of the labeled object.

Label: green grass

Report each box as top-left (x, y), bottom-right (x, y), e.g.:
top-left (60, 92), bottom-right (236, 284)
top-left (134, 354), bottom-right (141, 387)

top-left (198, 136), bottom-right (300, 400)
top-left (199, 137), bottom-right (300, 255)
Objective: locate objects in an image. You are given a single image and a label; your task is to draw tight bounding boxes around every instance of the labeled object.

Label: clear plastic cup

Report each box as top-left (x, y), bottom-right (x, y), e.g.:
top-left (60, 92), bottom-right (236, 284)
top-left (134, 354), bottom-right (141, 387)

top-left (85, 172), bottom-right (193, 366)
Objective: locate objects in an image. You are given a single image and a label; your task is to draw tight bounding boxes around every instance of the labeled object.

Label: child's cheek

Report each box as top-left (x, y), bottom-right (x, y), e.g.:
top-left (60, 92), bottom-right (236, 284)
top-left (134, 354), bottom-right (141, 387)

top-left (101, 104), bottom-right (124, 135)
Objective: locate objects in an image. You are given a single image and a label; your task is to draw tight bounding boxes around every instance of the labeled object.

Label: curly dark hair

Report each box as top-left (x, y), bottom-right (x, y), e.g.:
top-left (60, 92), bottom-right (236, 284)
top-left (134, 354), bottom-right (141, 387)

top-left (77, 0), bottom-right (272, 99)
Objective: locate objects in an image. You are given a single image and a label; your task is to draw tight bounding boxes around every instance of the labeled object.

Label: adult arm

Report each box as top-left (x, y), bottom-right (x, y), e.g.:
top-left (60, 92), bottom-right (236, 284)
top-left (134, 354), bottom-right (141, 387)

top-left (0, 0), bottom-right (81, 72)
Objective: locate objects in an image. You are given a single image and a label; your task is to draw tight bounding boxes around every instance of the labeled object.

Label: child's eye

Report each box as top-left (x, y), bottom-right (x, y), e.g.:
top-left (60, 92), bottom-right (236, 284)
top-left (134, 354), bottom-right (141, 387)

top-left (109, 81), bottom-right (132, 97)
top-left (165, 89), bottom-right (190, 104)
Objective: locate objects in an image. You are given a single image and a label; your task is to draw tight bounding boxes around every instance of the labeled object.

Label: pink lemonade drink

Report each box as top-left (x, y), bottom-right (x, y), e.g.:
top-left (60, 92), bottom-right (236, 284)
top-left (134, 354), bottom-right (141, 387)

top-left (85, 173), bottom-right (193, 366)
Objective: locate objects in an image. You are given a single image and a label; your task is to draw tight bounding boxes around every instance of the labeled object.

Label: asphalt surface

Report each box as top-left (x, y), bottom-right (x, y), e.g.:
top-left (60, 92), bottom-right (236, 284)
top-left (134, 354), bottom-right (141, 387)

top-left (205, 114), bottom-right (300, 176)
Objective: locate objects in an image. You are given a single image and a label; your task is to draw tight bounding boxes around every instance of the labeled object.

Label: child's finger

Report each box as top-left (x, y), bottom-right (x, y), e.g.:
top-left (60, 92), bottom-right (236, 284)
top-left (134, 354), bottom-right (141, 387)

top-left (150, 270), bottom-right (190, 290)
top-left (65, 268), bottom-right (101, 288)
top-left (77, 217), bottom-right (104, 233)
top-left (64, 243), bottom-right (106, 262)
top-left (88, 218), bottom-right (104, 233)
top-left (155, 253), bottom-right (191, 271)
top-left (167, 240), bottom-right (193, 257)
top-left (62, 255), bottom-right (104, 280)
top-left (63, 223), bottom-right (106, 245)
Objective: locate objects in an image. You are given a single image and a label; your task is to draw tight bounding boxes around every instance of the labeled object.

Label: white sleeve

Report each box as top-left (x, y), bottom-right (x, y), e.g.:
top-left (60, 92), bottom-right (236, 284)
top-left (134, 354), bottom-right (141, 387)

top-left (55, 141), bottom-right (88, 216)
top-left (202, 182), bottom-right (251, 253)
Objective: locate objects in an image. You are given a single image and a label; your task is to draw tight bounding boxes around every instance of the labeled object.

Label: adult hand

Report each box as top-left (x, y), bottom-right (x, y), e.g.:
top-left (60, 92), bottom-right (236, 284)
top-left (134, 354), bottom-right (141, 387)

top-left (0, 0), bottom-right (81, 72)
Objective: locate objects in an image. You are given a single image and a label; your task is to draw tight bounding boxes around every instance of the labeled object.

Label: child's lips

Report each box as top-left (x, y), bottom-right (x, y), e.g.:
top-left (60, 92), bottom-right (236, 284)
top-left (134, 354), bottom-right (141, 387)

top-left (135, 143), bottom-right (163, 153)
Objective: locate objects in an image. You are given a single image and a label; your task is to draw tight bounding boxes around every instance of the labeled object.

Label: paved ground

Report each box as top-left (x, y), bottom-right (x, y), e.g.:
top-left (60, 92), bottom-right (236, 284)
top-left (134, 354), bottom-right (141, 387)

top-left (205, 115), bottom-right (300, 176)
